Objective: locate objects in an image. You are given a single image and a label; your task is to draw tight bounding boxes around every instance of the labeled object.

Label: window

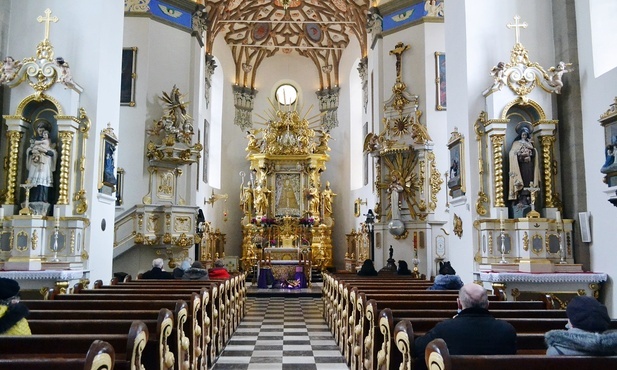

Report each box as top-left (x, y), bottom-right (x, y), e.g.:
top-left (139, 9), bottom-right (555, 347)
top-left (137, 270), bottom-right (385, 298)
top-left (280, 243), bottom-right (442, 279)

top-left (275, 84), bottom-right (298, 105)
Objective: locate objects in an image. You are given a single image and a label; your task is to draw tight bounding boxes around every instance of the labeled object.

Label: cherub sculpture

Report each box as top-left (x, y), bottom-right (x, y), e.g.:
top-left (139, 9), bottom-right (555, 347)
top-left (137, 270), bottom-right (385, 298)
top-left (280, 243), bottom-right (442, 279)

top-left (548, 61), bottom-right (573, 93)
top-left (0, 56), bottom-right (21, 85)
top-left (489, 61), bottom-right (507, 91)
top-left (55, 57), bottom-right (75, 89)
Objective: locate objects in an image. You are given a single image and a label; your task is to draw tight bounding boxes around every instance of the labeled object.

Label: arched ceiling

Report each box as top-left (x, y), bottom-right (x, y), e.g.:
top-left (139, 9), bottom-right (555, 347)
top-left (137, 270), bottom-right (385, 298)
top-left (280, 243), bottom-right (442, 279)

top-left (204, 0), bottom-right (369, 90)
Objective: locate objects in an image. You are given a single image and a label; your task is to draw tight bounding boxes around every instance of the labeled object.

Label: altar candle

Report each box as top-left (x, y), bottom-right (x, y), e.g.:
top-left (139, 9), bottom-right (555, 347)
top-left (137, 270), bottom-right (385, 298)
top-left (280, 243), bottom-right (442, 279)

top-left (555, 210), bottom-right (561, 223)
top-left (54, 206), bottom-right (60, 225)
top-left (0, 206), bottom-right (4, 219)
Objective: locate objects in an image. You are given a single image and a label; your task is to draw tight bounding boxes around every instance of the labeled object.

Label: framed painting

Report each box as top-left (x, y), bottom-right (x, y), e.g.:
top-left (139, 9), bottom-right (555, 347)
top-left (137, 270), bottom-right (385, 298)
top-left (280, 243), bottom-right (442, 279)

top-left (363, 122), bottom-right (369, 186)
top-left (447, 129), bottom-right (465, 197)
top-left (274, 172), bottom-right (302, 217)
top-left (120, 47), bottom-right (137, 106)
top-left (99, 125), bottom-right (119, 195)
top-left (435, 52), bottom-right (446, 111)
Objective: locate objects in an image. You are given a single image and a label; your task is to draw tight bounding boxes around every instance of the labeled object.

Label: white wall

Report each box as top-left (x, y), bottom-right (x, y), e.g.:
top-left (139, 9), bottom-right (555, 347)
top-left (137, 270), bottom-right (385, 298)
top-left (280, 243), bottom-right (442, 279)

top-left (576, 0), bottom-right (617, 316)
top-left (7, 0), bottom-right (124, 284)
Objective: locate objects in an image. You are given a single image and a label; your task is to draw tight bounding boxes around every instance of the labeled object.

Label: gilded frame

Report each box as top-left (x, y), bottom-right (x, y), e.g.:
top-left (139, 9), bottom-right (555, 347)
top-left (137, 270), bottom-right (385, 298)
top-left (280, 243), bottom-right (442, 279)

top-left (435, 52), bottom-right (446, 111)
top-left (120, 47), bottom-right (137, 106)
top-left (99, 125), bottom-right (119, 194)
top-left (447, 130), bottom-right (465, 197)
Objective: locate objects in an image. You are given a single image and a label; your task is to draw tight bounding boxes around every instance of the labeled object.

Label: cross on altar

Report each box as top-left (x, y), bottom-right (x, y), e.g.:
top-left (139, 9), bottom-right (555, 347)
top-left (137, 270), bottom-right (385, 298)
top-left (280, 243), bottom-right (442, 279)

top-left (524, 182), bottom-right (541, 218)
top-left (389, 42), bottom-right (410, 83)
top-left (37, 8), bottom-right (58, 41)
top-left (507, 15), bottom-right (527, 44)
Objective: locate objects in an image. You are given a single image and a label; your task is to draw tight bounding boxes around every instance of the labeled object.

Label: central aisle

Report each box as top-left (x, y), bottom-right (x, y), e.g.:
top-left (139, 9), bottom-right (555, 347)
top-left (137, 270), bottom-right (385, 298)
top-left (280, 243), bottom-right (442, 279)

top-left (213, 296), bottom-right (349, 370)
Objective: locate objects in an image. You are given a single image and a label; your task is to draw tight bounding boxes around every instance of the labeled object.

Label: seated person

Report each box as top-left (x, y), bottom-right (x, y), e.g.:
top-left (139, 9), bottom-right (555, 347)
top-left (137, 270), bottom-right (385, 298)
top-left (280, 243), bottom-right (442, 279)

top-left (0, 278), bottom-right (31, 335)
top-left (357, 259), bottom-right (378, 276)
top-left (182, 261), bottom-right (209, 280)
top-left (141, 258), bottom-right (173, 279)
top-left (413, 283), bottom-right (516, 369)
top-left (428, 261), bottom-right (464, 290)
top-left (545, 296), bottom-right (617, 355)
top-left (397, 260), bottom-right (412, 275)
top-left (172, 259), bottom-right (192, 279)
top-left (209, 259), bottom-right (231, 279)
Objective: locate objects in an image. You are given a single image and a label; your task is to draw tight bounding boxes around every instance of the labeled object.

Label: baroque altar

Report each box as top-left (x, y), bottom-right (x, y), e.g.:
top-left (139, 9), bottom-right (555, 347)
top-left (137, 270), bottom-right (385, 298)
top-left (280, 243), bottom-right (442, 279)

top-left (239, 106), bottom-right (335, 275)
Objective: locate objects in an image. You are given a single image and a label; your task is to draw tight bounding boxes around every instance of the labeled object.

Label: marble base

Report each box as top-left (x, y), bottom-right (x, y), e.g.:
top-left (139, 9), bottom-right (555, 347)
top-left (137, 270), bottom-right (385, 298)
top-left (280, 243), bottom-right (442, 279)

top-left (4, 259), bottom-right (42, 271)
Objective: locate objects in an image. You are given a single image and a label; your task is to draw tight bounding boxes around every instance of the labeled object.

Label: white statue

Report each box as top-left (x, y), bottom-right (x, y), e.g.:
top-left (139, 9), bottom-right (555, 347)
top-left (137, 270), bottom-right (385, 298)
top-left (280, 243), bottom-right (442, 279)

top-left (548, 61), bottom-right (573, 93)
top-left (55, 57), bottom-right (75, 88)
top-left (0, 56), bottom-right (21, 85)
top-left (489, 62), bottom-right (507, 91)
top-left (26, 119), bottom-right (57, 203)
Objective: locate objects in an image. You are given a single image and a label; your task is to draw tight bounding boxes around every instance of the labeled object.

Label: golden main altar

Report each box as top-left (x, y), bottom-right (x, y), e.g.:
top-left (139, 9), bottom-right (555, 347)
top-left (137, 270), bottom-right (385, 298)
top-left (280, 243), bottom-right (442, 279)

top-left (239, 108), bottom-right (335, 274)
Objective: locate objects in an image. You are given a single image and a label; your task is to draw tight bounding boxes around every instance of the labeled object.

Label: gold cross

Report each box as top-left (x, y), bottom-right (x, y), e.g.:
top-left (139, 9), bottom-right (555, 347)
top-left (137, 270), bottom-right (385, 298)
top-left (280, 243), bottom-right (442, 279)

top-left (37, 8), bottom-right (59, 41)
top-left (507, 15), bottom-right (527, 44)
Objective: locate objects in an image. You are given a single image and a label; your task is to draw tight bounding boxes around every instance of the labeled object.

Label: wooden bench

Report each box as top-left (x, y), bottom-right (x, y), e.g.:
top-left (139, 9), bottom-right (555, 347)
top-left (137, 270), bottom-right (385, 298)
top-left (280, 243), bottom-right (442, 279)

top-left (52, 290), bottom-right (201, 370)
top-left (422, 337), bottom-right (617, 370)
top-left (23, 299), bottom-right (185, 370)
top-left (0, 321), bottom-right (147, 370)
top-left (0, 339), bottom-right (115, 370)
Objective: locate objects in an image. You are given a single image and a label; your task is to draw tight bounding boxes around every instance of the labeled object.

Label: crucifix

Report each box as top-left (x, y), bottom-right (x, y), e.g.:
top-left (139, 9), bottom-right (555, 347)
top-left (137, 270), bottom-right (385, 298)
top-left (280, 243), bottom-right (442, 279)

top-left (507, 15), bottom-right (528, 45)
top-left (37, 8), bottom-right (59, 41)
top-left (524, 182), bottom-right (541, 218)
top-left (389, 42), bottom-right (410, 83)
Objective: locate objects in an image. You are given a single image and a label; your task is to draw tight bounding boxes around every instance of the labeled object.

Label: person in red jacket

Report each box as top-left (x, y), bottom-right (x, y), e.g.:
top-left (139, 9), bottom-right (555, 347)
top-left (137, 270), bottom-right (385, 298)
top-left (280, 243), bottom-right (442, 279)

top-left (209, 259), bottom-right (230, 279)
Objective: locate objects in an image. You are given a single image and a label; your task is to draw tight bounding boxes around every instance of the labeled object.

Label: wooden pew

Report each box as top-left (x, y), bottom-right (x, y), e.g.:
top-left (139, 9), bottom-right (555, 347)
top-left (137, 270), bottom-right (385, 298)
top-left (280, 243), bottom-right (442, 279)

top-left (55, 289), bottom-right (200, 370)
top-left (0, 339), bottom-right (115, 370)
top-left (0, 321), bottom-right (147, 370)
top-left (23, 299), bottom-right (185, 370)
top-left (422, 337), bottom-right (617, 370)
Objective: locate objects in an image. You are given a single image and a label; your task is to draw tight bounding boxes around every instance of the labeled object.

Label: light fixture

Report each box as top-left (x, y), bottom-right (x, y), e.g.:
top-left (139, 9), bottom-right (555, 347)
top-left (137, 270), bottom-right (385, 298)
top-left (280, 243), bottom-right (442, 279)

top-left (282, 0), bottom-right (290, 10)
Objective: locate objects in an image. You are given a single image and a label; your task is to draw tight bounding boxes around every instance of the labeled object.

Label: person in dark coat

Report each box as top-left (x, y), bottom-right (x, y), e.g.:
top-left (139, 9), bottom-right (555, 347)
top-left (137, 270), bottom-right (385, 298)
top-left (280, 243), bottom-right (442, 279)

top-left (172, 259), bottom-right (191, 279)
top-left (413, 283), bottom-right (517, 369)
top-left (545, 296), bottom-right (617, 355)
top-left (182, 261), bottom-right (209, 280)
top-left (357, 259), bottom-right (378, 276)
top-left (141, 258), bottom-right (173, 279)
top-left (397, 260), bottom-right (412, 275)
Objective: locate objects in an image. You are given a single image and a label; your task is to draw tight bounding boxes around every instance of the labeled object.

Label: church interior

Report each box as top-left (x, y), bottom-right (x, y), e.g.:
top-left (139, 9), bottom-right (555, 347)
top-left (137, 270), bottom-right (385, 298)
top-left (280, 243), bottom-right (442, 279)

top-left (1, 0), bottom-right (617, 324)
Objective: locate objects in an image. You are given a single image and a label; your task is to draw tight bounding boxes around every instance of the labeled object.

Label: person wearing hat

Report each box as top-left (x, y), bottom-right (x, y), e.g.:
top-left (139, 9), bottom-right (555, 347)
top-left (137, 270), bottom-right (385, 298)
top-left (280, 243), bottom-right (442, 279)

top-left (545, 296), bottom-right (617, 355)
top-left (172, 259), bottom-right (192, 279)
top-left (182, 261), bottom-right (209, 280)
top-left (428, 261), bottom-right (464, 290)
top-left (209, 259), bottom-right (231, 279)
top-left (0, 278), bottom-right (31, 335)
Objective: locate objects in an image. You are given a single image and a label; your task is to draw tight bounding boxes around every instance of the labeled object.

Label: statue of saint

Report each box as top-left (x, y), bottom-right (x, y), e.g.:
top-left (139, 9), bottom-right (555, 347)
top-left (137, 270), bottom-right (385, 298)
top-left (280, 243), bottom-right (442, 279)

top-left (508, 122), bottom-right (540, 208)
top-left (26, 119), bottom-right (57, 203)
top-left (322, 181), bottom-right (336, 219)
top-left (253, 179), bottom-right (271, 216)
top-left (307, 185), bottom-right (320, 217)
top-left (240, 181), bottom-right (254, 216)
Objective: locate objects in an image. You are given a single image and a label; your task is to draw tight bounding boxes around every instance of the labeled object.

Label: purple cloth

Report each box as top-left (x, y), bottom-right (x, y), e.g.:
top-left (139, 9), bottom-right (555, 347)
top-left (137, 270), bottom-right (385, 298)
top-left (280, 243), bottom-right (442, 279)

top-left (294, 271), bottom-right (307, 288)
top-left (257, 268), bottom-right (274, 288)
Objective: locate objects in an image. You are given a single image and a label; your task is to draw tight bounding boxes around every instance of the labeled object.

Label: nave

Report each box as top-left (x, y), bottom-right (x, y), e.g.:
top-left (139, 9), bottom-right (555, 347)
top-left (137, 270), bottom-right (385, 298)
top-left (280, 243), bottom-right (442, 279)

top-left (213, 297), bottom-right (348, 370)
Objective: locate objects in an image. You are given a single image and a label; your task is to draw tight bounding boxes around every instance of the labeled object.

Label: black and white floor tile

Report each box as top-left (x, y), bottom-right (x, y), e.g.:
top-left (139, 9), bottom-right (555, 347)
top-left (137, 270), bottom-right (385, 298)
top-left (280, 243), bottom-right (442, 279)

top-left (213, 296), bottom-right (348, 370)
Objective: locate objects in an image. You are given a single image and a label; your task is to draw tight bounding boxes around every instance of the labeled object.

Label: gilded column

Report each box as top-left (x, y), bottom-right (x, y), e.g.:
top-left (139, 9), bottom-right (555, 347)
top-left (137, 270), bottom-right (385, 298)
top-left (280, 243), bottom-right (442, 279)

top-left (5, 131), bottom-right (23, 204)
top-left (541, 135), bottom-right (556, 208)
top-left (490, 134), bottom-right (505, 207)
top-left (57, 131), bottom-right (74, 205)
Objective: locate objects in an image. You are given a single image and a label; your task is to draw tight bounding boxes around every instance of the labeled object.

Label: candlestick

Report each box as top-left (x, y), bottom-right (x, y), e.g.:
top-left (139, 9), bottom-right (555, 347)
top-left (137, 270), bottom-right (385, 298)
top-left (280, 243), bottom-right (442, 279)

top-left (54, 206), bottom-right (60, 225)
top-left (0, 206), bottom-right (4, 219)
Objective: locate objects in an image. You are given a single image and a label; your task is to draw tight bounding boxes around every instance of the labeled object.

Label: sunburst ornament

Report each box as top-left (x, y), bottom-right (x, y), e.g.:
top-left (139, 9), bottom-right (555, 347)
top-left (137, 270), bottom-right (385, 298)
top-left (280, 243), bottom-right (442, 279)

top-left (389, 116), bottom-right (412, 137)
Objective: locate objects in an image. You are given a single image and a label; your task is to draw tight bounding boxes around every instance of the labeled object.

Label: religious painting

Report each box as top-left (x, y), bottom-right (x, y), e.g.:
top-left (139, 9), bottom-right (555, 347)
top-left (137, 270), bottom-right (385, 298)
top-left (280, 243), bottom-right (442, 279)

top-left (196, 128), bottom-right (201, 191)
top-left (203, 119), bottom-right (209, 184)
top-left (99, 125), bottom-right (119, 195)
top-left (447, 129), bottom-right (465, 197)
top-left (599, 98), bottom-right (617, 187)
top-left (435, 52), bottom-right (446, 111)
top-left (120, 47), bottom-right (137, 106)
top-left (274, 173), bottom-right (302, 217)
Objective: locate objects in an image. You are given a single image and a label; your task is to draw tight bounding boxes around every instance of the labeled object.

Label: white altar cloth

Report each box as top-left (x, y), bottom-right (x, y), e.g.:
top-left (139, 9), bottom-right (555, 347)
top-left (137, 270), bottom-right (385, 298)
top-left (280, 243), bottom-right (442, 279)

top-left (478, 272), bottom-right (607, 284)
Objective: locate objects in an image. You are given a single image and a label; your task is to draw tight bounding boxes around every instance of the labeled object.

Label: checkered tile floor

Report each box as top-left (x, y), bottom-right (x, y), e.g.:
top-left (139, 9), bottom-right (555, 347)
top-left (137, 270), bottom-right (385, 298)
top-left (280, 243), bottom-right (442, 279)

top-left (212, 297), bottom-right (348, 370)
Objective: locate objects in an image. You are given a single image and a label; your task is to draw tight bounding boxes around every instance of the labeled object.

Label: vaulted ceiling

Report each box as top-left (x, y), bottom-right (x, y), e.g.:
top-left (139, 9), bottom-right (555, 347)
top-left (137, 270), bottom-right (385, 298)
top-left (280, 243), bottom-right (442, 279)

top-left (204, 0), bottom-right (370, 90)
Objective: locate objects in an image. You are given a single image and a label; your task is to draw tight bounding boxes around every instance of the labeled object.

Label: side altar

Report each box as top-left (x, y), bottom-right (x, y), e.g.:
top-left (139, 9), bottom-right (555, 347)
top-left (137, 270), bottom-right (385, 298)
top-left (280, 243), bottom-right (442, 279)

top-left (239, 107), bottom-right (336, 276)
